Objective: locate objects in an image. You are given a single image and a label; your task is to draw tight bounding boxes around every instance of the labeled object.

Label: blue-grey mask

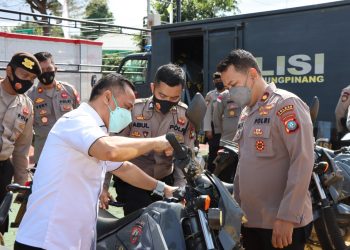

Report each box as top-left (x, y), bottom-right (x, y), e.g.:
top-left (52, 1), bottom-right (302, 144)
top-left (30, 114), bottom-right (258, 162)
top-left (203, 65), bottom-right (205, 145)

top-left (108, 95), bottom-right (132, 133)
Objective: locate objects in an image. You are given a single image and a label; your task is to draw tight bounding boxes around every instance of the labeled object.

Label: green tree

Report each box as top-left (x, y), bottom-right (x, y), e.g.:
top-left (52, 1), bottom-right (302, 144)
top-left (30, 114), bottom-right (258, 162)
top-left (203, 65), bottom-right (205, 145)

top-left (81, 0), bottom-right (114, 39)
top-left (102, 53), bottom-right (123, 74)
top-left (12, 20), bottom-right (64, 37)
top-left (133, 32), bottom-right (148, 52)
top-left (152, 0), bottom-right (238, 22)
top-left (0, 0), bottom-right (88, 36)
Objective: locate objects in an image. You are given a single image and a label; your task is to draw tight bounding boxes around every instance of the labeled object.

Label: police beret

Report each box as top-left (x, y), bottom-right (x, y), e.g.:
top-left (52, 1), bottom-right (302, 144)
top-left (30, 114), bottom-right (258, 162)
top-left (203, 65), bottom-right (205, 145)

top-left (9, 52), bottom-right (42, 76)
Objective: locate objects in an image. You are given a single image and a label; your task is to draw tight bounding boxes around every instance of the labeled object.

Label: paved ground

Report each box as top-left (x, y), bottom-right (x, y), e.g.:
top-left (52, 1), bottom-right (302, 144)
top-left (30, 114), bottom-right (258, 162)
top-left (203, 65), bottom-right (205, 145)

top-left (2, 182), bottom-right (123, 249)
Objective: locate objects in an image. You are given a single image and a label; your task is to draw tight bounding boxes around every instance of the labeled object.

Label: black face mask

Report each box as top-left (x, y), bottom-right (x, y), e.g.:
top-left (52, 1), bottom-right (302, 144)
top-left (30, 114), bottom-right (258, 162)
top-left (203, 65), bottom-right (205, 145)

top-left (215, 81), bottom-right (224, 91)
top-left (38, 71), bottom-right (55, 85)
top-left (8, 67), bottom-right (33, 94)
top-left (153, 95), bottom-right (179, 114)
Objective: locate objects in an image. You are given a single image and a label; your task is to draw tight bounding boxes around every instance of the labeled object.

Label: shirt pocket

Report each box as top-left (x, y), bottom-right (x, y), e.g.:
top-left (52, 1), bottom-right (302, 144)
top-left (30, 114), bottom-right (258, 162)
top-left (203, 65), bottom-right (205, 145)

top-left (225, 102), bottom-right (240, 118)
top-left (248, 125), bottom-right (275, 157)
top-left (34, 103), bottom-right (51, 119)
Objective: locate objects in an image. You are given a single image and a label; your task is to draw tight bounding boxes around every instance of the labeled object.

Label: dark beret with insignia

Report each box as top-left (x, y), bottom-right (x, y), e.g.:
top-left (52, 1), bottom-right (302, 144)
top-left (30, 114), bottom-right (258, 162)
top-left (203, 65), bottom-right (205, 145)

top-left (8, 52), bottom-right (42, 76)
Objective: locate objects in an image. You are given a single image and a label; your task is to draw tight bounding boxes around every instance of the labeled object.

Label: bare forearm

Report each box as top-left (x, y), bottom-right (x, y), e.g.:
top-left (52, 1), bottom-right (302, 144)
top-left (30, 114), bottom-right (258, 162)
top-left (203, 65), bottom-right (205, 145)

top-left (89, 135), bottom-right (168, 162)
top-left (112, 161), bottom-right (157, 191)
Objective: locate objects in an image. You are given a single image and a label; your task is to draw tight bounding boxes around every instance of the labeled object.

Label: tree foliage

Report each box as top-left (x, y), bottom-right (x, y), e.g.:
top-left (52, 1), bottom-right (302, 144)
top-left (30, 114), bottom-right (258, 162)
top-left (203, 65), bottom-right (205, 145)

top-left (4, 0), bottom-right (88, 36)
top-left (81, 0), bottom-right (114, 39)
top-left (152, 0), bottom-right (239, 22)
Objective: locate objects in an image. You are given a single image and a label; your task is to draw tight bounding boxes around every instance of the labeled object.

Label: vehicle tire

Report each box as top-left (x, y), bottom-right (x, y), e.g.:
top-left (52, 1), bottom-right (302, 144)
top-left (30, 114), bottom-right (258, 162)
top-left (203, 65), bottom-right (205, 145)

top-left (323, 206), bottom-right (347, 250)
top-left (315, 207), bottom-right (348, 250)
top-left (314, 216), bottom-right (333, 250)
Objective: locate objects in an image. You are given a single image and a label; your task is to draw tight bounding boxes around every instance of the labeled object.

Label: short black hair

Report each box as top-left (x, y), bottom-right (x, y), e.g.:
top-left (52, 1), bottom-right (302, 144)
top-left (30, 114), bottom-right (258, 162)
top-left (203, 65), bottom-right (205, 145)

top-left (89, 73), bottom-right (135, 101)
top-left (34, 52), bottom-right (54, 64)
top-left (154, 63), bottom-right (185, 87)
top-left (217, 49), bottom-right (261, 75)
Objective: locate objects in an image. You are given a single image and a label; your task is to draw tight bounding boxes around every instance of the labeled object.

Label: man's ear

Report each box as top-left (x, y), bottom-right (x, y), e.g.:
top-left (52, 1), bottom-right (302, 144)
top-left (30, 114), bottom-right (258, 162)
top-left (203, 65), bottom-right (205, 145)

top-left (6, 65), bottom-right (12, 78)
top-left (249, 68), bottom-right (258, 79)
top-left (103, 89), bottom-right (112, 105)
top-left (150, 82), bottom-right (155, 94)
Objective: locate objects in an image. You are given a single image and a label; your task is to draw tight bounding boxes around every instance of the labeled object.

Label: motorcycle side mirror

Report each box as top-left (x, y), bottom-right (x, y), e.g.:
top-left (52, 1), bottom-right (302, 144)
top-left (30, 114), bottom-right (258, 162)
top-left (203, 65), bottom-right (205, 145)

top-left (90, 75), bottom-right (97, 88)
top-left (185, 92), bottom-right (207, 133)
top-left (341, 133), bottom-right (350, 141)
top-left (309, 96), bottom-right (319, 125)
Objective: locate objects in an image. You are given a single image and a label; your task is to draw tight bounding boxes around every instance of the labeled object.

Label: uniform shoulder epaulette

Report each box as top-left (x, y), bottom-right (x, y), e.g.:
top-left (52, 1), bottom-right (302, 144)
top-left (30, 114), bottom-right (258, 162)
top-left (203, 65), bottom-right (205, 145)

top-left (60, 82), bottom-right (76, 93)
top-left (342, 85), bottom-right (350, 93)
top-left (206, 89), bottom-right (216, 96)
top-left (275, 88), bottom-right (298, 100)
top-left (177, 101), bottom-right (188, 109)
top-left (134, 98), bottom-right (148, 105)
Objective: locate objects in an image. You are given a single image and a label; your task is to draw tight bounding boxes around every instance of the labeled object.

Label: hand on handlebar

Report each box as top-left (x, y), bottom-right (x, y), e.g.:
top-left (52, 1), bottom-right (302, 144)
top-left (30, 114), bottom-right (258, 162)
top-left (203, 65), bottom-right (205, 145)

top-left (99, 189), bottom-right (114, 210)
top-left (164, 184), bottom-right (179, 198)
top-left (164, 148), bottom-right (174, 157)
top-left (153, 135), bottom-right (172, 154)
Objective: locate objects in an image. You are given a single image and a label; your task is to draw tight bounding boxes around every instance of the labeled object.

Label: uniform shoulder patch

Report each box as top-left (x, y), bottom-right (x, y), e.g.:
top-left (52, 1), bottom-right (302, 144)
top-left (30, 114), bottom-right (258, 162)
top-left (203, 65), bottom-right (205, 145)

top-left (276, 104), bottom-right (294, 116)
top-left (281, 113), bottom-right (299, 134)
top-left (217, 94), bottom-right (224, 103)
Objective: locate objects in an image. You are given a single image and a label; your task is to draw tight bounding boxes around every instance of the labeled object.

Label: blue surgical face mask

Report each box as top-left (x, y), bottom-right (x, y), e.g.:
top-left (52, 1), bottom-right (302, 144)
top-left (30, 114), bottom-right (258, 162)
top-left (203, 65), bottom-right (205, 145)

top-left (108, 95), bottom-right (132, 133)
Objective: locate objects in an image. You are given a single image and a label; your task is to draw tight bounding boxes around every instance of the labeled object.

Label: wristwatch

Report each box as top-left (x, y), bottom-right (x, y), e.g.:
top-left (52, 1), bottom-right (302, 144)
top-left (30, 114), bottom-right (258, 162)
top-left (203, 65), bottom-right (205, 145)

top-left (151, 181), bottom-right (166, 197)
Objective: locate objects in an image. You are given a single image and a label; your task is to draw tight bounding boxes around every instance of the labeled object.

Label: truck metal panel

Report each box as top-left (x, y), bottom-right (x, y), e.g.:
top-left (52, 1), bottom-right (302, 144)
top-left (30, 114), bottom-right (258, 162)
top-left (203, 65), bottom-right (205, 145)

top-left (150, 0), bottom-right (350, 138)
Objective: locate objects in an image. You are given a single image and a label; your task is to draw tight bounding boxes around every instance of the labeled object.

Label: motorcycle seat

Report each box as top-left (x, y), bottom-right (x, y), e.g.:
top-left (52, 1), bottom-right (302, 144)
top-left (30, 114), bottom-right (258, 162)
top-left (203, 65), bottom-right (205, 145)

top-left (97, 208), bottom-right (144, 241)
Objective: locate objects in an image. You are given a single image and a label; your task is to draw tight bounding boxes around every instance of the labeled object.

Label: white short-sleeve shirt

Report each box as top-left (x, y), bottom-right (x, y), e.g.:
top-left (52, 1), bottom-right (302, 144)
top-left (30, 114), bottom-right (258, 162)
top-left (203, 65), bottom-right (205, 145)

top-left (16, 102), bottom-right (123, 250)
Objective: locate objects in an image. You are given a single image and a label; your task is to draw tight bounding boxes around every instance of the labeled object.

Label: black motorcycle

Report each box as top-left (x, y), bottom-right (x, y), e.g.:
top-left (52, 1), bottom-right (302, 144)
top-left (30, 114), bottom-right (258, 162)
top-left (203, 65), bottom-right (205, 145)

top-left (212, 140), bottom-right (238, 184)
top-left (96, 93), bottom-right (245, 250)
top-left (311, 143), bottom-right (350, 249)
top-left (0, 183), bottom-right (31, 246)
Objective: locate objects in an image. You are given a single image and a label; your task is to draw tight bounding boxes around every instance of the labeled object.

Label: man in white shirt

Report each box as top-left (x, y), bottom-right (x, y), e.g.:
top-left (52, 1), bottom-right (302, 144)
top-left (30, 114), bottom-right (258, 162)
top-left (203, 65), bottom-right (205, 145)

top-left (15, 73), bottom-right (175, 250)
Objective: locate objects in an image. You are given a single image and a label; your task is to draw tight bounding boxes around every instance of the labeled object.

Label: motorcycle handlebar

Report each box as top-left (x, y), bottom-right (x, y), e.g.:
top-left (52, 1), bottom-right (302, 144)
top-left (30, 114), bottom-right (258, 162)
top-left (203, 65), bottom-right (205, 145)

top-left (166, 133), bottom-right (187, 160)
top-left (6, 183), bottom-right (31, 192)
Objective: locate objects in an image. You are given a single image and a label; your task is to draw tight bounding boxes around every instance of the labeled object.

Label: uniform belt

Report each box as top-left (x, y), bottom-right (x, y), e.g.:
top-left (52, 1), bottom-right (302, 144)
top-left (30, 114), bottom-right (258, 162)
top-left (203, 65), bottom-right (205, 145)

top-left (0, 159), bottom-right (9, 166)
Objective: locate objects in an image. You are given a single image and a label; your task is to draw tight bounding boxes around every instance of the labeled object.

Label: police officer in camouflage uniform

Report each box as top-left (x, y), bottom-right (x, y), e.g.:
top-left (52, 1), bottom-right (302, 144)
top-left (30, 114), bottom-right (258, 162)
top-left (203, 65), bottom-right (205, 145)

top-left (27, 52), bottom-right (80, 163)
top-left (104, 64), bottom-right (195, 215)
top-left (215, 89), bottom-right (242, 140)
top-left (218, 49), bottom-right (314, 250)
top-left (0, 52), bottom-right (41, 234)
top-left (203, 72), bottom-right (225, 172)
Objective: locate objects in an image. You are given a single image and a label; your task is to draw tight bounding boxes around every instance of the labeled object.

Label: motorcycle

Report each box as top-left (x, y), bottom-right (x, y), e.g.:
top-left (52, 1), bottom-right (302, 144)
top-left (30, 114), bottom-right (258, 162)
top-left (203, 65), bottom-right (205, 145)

top-left (311, 143), bottom-right (350, 249)
top-left (96, 93), bottom-right (245, 250)
top-left (212, 140), bottom-right (238, 184)
top-left (0, 183), bottom-right (31, 246)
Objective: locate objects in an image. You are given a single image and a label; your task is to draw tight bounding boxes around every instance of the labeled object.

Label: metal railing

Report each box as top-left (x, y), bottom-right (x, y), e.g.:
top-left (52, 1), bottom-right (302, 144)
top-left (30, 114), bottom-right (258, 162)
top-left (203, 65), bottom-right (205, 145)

top-left (0, 8), bottom-right (150, 37)
top-left (0, 60), bottom-right (118, 74)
